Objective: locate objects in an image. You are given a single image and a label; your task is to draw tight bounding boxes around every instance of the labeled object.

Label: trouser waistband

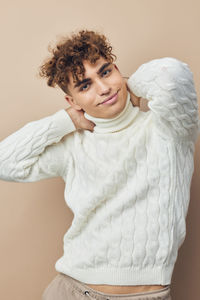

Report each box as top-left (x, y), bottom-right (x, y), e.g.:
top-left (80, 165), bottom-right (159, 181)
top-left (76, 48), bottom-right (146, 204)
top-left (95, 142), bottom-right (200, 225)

top-left (59, 272), bottom-right (171, 300)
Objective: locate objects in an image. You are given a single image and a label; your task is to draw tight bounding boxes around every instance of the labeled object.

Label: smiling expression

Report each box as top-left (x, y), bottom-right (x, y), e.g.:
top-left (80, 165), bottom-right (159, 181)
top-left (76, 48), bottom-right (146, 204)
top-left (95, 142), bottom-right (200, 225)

top-left (65, 57), bottom-right (128, 119)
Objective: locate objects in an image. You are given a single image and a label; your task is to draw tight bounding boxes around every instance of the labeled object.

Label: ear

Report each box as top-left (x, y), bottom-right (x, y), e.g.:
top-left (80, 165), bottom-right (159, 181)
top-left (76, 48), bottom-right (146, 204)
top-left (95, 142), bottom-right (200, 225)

top-left (114, 64), bottom-right (119, 71)
top-left (65, 94), bottom-right (82, 111)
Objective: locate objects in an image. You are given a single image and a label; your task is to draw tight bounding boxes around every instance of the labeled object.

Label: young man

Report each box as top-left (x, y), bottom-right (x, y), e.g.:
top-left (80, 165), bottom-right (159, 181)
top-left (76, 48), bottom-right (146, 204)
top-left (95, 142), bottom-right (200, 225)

top-left (0, 30), bottom-right (199, 300)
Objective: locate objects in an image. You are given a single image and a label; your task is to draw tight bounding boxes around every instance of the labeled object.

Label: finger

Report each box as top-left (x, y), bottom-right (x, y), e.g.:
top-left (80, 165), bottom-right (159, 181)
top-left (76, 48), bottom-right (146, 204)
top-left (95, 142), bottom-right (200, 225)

top-left (88, 124), bottom-right (95, 132)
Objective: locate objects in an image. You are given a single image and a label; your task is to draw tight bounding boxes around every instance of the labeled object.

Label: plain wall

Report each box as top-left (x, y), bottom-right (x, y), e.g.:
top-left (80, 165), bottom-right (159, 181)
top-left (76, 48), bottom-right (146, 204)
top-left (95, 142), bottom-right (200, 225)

top-left (0, 1), bottom-right (200, 299)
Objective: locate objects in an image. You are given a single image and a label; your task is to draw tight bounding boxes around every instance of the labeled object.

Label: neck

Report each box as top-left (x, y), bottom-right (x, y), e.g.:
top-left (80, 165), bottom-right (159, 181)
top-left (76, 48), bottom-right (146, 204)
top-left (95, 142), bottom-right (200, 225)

top-left (84, 92), bottom-right (140, 133)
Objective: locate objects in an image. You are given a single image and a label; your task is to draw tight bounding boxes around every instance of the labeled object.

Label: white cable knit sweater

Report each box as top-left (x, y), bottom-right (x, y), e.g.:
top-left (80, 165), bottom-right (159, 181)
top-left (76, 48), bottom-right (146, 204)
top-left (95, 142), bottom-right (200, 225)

top-left (0, 57), bottom-right (200, 285)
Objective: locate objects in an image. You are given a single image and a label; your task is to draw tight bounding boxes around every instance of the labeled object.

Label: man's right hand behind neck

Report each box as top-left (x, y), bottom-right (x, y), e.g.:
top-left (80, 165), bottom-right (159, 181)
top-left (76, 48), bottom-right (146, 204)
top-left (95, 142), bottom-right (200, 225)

top-left (65, 107), bottom-right (95, 132)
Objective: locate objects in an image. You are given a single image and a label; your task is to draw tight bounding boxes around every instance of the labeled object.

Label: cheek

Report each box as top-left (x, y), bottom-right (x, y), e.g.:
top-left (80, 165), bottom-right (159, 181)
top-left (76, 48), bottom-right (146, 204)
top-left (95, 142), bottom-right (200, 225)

top-left (78, 92), bottom-right (95, 107)
top-left (111, 74), bottom-right (124, 89)
top-left (116, 78), bottom-right (127, 98)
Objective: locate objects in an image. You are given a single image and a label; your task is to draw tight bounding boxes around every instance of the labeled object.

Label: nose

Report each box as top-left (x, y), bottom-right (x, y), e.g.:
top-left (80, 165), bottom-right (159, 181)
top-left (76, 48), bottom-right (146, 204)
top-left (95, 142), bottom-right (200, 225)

top-left (96, 79), bottom-right (111, 96)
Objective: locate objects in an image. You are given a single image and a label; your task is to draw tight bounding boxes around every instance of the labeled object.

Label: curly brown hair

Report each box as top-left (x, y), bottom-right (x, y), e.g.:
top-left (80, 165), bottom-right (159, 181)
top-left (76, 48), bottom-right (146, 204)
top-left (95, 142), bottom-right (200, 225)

top-left (39, 30), bottom-right (117, 94)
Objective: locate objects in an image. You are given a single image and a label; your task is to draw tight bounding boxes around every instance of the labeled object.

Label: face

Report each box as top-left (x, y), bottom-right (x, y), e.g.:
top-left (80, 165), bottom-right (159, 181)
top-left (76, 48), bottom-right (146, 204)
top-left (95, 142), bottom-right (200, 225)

top-left (65, 57), bottom-right (128, 119)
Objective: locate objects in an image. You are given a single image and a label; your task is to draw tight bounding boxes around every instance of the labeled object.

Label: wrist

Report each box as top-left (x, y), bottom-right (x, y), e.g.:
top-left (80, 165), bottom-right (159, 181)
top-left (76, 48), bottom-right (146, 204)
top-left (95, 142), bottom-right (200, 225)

top-left (65, 107), bottom-right (79, 129)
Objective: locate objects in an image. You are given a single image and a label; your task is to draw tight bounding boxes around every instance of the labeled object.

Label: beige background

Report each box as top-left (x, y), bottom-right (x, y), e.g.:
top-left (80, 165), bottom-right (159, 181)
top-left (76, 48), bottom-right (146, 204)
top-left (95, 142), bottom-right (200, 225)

top-left (0, 0), bottom-right (200, 299)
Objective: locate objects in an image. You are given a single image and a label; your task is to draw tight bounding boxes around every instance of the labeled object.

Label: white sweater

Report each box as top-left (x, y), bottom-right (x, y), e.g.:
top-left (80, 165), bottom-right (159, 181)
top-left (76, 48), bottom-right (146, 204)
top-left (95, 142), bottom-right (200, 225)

top-left (0, 57), bottom-right (200, 285)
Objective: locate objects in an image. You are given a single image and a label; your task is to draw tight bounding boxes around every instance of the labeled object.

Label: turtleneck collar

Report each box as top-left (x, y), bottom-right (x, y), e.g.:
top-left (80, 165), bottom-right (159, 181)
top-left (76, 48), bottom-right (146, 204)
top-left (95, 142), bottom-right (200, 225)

top-left (84, 92), bottom-right (140, 133)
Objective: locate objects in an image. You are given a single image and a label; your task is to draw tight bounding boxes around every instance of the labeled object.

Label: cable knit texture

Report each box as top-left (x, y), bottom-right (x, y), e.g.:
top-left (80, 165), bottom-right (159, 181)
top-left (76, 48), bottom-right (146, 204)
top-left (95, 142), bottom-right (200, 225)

top-left (0, 57), bottom-right (200, 286)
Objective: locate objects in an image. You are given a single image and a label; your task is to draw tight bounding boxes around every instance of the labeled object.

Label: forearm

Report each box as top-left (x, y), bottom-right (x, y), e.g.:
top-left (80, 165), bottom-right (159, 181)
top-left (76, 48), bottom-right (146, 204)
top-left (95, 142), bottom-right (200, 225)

top-left (0, 109), bottom-right (76, 182)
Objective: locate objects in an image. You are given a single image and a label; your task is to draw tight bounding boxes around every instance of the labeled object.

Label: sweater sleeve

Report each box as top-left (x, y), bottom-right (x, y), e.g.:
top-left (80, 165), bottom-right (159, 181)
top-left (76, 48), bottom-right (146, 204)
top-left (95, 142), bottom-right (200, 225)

top-left (127, 57), bottom-right (200, 142)
top-left (0, 109), bottom-right (76, 182)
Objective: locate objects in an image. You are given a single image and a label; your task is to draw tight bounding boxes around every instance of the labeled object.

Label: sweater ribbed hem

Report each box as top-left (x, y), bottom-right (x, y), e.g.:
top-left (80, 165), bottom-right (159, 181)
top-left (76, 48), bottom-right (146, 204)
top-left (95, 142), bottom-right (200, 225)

top-left (55, 262), bottom-right (173, 285)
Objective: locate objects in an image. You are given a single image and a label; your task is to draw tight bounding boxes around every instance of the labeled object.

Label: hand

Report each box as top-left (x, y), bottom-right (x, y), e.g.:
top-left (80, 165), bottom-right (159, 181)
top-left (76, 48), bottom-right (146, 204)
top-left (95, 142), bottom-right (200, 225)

top-left (65, 107), bottom-right (95, 132)
top-left (124, 78), bottom-right (141, 107)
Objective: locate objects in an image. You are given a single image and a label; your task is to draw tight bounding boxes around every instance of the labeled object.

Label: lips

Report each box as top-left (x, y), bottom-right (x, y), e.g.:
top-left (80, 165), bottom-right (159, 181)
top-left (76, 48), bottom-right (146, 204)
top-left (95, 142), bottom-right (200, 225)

top-left (100, 91), bottom-right (118, 105)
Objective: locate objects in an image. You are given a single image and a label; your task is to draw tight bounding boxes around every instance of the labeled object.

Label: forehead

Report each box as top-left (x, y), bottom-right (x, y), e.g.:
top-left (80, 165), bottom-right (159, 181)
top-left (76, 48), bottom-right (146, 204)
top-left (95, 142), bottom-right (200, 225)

top-left (83, 56), bottom-right (109, 71)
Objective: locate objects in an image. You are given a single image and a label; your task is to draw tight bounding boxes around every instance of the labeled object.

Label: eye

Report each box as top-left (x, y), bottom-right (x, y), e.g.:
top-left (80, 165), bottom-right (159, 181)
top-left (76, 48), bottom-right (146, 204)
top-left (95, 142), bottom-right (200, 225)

top-left (102, 69), bottom-right (111, 76)
top-left (80, 83), bottom-right (90, 91)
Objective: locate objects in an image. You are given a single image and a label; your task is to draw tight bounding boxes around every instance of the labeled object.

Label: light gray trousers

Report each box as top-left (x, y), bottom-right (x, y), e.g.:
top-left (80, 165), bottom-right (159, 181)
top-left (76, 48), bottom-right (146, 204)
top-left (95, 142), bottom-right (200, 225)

top-left (42, 272), bottom-right (172, 300)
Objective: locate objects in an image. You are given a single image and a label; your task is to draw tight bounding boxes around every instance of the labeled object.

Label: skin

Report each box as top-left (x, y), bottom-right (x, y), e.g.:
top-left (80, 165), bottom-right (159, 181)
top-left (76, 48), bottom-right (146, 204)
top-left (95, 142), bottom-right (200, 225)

top-left (64, 57), bottom-right (141, 131)
top-left (63, 57), bottom-right (166, 294)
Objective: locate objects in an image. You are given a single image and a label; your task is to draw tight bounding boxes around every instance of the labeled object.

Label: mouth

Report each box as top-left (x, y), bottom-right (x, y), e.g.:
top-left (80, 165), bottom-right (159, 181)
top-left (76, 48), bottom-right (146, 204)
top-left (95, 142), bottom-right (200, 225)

top-left (99, 91), bottom-right (119, 105)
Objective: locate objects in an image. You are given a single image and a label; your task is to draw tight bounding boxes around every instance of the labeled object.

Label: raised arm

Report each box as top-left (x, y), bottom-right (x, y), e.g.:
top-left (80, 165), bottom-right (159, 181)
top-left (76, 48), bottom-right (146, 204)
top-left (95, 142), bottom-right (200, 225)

top-left (0, 109), bottom-right (76, 182)
top-left (127, 57), bottom-right (200, 142)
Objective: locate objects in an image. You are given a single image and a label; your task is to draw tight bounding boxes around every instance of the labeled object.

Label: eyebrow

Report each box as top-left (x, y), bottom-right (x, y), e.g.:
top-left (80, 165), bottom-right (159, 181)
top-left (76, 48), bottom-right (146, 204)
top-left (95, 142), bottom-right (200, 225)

top-left (74, 62), bottom-right (111, 88)
top-left (97, 62), bottom-right (111, 75)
